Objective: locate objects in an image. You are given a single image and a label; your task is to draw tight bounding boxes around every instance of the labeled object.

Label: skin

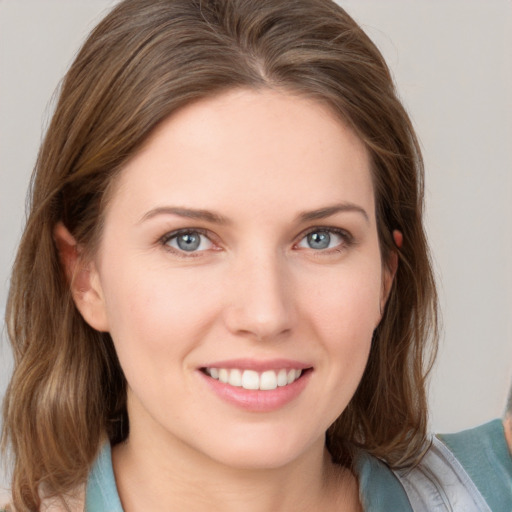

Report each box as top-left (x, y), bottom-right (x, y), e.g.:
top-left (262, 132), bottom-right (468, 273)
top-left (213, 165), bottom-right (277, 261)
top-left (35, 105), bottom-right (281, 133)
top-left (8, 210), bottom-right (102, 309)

top-left (60, 88), bottom-right (396, 512)
top-left (504, 415), bottom-right (512, 455)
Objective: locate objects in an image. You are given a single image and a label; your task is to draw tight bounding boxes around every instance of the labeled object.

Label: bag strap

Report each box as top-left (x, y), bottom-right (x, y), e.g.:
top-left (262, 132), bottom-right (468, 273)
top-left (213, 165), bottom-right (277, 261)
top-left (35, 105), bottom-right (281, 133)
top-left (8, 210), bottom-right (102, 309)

top-left (392, 436), bottom-right (491, 512)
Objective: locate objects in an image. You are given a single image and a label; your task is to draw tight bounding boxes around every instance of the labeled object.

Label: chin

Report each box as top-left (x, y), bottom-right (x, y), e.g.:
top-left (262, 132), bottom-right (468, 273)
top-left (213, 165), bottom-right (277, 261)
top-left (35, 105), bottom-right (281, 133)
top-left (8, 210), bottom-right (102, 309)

top-left (193, 424), bottom-right (324, 471)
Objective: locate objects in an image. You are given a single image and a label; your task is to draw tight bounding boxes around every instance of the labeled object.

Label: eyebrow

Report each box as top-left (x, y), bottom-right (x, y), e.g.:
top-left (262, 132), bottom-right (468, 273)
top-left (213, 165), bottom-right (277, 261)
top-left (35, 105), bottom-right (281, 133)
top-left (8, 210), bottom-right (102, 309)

top-left (139, 202), bottom-right (369, 225)
top-left (297, 203), bottom-right (369, 223)
top-left (139, 206), bottom-right (230, 225)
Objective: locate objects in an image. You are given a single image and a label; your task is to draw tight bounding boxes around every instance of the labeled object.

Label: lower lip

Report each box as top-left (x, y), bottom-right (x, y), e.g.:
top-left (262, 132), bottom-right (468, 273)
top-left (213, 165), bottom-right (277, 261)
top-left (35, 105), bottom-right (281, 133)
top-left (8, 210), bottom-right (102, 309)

top-left (199, 370), bottom-right (312, 412)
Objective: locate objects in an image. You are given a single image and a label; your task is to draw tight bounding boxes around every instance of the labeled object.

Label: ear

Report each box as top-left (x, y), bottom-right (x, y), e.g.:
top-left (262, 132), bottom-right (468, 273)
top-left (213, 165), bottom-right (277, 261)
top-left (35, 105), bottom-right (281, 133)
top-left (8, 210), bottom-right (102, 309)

top-left (379, 230), bottom-right (401, 312)
top-left (53, 222), bottom-right (110, 332)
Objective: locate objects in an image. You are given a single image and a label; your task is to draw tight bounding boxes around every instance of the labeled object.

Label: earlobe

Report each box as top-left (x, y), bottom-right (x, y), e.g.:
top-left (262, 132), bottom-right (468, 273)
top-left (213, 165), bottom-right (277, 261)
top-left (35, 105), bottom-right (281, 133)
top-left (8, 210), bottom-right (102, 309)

top-left (53, 222), bottom-right (109, 332)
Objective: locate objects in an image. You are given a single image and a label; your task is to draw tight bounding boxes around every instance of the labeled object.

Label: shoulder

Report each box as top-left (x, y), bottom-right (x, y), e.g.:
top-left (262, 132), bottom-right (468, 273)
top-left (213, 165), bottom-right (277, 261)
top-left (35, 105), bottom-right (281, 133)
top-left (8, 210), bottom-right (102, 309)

top-left (355, 420), bottom-right (512, 511)
top-left (438, 419), bottom-right (512, 512)
top-left (392, 419), bottom-right (512, 512)
top-left (354, 450), bottom-right (413, 511)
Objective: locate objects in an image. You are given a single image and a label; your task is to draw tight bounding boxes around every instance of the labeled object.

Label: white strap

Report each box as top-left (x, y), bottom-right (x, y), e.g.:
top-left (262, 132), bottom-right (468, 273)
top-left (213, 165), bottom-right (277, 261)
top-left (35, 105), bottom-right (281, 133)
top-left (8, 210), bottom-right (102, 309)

top-left (392, 436), bottom-right (491, 512)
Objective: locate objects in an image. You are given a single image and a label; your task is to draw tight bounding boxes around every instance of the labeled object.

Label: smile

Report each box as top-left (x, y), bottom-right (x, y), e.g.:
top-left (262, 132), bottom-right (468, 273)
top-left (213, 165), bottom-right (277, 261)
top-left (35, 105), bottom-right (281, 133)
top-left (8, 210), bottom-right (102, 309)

top-left (204, 367), bottom-right (303, 391)
top-left (199, 362), bottom-right (312, 412)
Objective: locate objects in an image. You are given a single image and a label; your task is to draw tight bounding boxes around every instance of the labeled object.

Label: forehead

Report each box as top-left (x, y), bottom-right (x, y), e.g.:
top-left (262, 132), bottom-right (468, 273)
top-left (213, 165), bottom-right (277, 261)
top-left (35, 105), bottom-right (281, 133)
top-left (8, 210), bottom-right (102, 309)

top-left (106, 88), bottom-right (374, 223)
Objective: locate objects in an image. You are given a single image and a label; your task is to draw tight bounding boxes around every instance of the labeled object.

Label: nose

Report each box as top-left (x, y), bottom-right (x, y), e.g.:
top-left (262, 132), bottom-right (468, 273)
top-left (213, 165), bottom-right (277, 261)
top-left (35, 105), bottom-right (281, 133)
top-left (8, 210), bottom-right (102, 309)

top-left (223, 251), bottom-right (295, 341)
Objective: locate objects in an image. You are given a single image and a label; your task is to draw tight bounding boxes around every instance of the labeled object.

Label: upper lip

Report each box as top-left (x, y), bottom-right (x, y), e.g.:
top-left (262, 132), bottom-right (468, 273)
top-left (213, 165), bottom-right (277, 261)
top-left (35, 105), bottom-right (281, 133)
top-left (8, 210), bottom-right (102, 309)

top-left (200, 358), bottom-right (312, 372)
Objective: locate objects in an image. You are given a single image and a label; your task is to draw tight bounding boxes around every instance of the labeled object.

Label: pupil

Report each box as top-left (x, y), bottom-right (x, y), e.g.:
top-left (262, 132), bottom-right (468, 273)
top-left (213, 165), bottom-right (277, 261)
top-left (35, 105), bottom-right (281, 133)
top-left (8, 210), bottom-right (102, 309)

top-left (308, 231), bottom-right (330, 249)
top-left (177, 233), bottom-right (200, 251)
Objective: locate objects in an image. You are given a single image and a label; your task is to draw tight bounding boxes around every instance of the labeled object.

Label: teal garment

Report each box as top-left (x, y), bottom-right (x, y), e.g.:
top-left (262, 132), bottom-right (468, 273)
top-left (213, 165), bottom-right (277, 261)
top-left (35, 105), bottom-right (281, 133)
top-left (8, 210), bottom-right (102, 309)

top-left (84, 420), bottom-right (512, 511)
top-left (438, 419), bottom-right (512, 512)
top-left (354, 450), bottom-right (413, 511)
top-left (85, 442), bottom-right (124, 512)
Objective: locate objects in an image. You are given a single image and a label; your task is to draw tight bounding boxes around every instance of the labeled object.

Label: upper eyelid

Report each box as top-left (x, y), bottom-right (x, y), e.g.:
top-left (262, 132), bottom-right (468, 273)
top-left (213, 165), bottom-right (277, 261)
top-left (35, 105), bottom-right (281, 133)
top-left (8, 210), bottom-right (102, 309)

top-left (296, 225), bottom-right (352, 241)
top-left (158, 227), bottom-right (221, 252)
top-left (157, 226), bottom-right (353, 251)
top-left (160, 227), bottom-right (212, 243)
top-left (293, 226), bottom-right (354, 252)
top-left (158, 228), bottom-right (220, 259)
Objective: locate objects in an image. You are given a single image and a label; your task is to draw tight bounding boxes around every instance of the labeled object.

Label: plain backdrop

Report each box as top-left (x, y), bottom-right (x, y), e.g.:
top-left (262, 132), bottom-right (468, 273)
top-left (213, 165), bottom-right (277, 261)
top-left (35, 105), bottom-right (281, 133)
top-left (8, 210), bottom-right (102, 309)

top-left (1, 0), bottom-right (511, 494)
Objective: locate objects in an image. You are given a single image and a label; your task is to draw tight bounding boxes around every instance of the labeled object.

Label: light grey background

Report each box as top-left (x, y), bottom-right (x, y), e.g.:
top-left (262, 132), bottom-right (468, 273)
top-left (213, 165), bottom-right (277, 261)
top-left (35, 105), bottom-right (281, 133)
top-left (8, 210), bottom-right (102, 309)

top-left (1, 0), bottom-right (511, 495)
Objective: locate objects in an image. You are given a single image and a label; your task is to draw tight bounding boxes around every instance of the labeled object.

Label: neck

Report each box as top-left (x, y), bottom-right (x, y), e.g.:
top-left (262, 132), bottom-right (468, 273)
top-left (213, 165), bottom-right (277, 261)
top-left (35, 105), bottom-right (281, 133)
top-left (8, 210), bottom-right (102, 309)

top-left (112, 409), bottom-right (360, 512)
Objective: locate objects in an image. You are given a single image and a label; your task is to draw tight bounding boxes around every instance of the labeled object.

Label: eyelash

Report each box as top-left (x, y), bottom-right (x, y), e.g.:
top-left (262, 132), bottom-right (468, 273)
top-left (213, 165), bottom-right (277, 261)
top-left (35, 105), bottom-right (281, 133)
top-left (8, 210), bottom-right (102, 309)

top-left (158, 226), bottom-right (354, 257)
top-left (299, 226), bottom-right (353, 249)
top-left (159, 228), bottom-right (216, 258)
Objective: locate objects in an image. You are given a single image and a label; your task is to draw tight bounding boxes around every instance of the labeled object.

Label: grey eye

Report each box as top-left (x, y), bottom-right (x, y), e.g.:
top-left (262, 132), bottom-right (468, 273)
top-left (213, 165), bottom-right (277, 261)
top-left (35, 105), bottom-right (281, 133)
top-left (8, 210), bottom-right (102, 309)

top-left (297, 229), bottom-right (346, 251)
top-left (307, 231), bottom-right (331, 249)
top-left (166, 231), bottom-right (213, 252)
top-left (177, 232), bottom-right (201, 251)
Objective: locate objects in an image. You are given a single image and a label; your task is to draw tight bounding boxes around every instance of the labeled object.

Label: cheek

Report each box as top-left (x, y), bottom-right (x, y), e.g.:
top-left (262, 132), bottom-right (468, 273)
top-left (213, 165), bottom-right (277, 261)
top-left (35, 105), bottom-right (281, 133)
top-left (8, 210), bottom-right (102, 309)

top-left (299, 261), bottom-right (382, 397)
top-left (301, 262), bottom-right (383, 338)
top-left (99, 261), bottom-right (223, 370)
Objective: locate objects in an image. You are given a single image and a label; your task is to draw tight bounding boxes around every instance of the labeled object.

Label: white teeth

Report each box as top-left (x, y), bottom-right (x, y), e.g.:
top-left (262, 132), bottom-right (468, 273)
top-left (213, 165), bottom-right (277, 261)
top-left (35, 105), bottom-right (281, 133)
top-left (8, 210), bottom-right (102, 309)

top-left (242, 370), bottom-right (260, 390)
top-left (205, 367), bottom-right (304, 390)
top-left (228, 368), bottom-right (242, 387)
top-left (277, 369), bottom-right (288, 387)
top-left (260, 370), bottom-right (277, 390)
top-left (218, 368), bottom-right (229, 384)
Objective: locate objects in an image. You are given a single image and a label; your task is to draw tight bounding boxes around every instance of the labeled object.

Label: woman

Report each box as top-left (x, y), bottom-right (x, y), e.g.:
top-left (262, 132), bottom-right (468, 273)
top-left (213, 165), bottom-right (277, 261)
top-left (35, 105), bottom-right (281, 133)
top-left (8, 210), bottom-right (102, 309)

top-left (1, 0), bottom-right (509, 510)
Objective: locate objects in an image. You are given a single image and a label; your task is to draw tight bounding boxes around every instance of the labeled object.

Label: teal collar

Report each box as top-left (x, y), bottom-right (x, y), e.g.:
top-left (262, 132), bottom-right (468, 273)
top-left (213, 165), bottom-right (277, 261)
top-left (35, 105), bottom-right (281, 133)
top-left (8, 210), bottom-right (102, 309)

top-left (85, 443), bottom-right (124, 511)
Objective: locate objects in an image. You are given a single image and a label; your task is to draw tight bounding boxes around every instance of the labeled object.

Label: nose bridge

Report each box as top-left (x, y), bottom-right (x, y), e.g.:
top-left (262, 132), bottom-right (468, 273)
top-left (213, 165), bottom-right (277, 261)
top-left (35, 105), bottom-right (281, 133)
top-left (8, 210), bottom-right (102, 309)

top-left (224, 246), bottom-right (294, 340)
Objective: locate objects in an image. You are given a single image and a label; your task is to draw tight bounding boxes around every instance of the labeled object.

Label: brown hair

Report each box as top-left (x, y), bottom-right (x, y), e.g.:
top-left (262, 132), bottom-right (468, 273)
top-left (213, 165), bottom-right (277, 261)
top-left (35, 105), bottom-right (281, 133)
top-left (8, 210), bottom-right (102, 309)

top-left (2, 0), bottom-right (438, 509)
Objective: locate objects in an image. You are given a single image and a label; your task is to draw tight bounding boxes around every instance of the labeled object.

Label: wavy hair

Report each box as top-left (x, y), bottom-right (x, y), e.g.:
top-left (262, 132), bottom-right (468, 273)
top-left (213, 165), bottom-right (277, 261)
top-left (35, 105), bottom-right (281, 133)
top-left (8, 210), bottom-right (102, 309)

top-left (2, 0), bottom-right (438, 509)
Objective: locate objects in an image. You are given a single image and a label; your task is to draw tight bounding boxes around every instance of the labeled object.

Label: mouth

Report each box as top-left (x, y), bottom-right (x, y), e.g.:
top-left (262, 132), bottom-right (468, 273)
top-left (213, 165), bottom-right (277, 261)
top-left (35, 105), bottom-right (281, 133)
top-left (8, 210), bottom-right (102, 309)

top-left (198, 359), bottom-right (313, 411)
top-left (201, 367), bottom-right (309, 391)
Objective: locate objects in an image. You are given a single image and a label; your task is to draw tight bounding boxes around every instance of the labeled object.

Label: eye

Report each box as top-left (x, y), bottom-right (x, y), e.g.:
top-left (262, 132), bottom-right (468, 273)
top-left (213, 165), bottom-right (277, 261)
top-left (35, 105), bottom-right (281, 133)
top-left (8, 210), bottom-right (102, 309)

top-left (297, 228), bottom-right (349, 251)
top-left (162, 230), bottom-right (213, 253)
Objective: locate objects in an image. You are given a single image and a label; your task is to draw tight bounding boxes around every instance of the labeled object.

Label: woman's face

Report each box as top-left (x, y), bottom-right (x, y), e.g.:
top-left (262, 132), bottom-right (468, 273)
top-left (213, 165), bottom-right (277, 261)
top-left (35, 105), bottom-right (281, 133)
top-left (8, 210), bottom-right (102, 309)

top-left (80, 88), bottom-right (393, 469)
